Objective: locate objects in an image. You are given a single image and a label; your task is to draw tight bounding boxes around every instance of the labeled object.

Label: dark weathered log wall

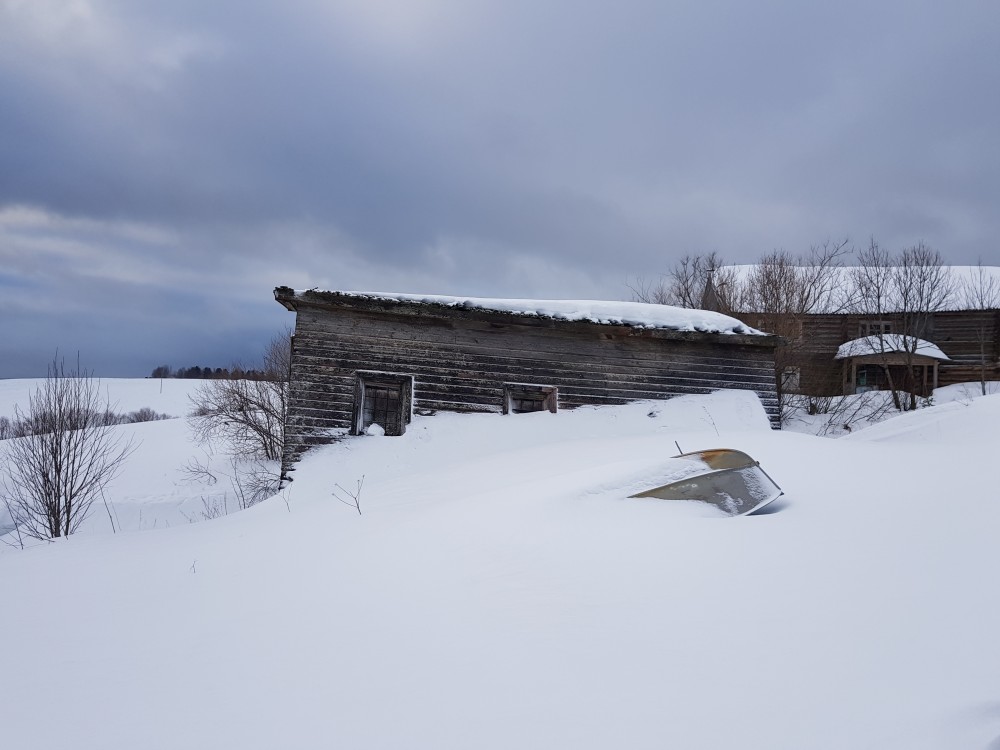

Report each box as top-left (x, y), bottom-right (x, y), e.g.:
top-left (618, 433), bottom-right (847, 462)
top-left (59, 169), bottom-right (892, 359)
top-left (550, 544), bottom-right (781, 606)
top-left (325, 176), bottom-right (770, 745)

top-left (740, 311), bottom-right (1000, 396)
top-left (281, 302), bottom-right (780, 473)
top-left (932, 310), bottom-right (1000, 385)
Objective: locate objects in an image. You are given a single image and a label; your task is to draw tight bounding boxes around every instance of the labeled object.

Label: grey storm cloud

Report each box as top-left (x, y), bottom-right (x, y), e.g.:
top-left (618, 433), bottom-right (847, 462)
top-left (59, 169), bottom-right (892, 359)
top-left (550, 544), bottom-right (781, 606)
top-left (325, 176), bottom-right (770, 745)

top-left (2, 0), bottom-right (1000, 376)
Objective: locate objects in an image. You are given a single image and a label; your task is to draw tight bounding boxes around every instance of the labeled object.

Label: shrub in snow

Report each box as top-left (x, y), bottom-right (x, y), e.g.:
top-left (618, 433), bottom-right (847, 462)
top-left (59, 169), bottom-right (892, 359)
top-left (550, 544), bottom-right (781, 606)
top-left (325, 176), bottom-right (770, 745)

top-left (188, 330), bottom-right (289, 463)
top-left (184, 330), bottom-right (290, 512)
top-left (0, 358), bottom-right (137, 541)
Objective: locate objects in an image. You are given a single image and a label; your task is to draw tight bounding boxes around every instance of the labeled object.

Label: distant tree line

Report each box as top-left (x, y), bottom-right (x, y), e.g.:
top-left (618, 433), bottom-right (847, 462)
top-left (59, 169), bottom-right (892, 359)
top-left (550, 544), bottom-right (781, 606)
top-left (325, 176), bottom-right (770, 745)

top-left (0, 406), bottom-right (171, 441)
top-left (150, 365), bottom-right (277, 380)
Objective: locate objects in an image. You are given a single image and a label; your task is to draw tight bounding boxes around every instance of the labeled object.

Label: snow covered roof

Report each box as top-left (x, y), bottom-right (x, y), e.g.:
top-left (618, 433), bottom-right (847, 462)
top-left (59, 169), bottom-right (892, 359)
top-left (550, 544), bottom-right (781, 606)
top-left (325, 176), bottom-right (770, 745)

top-left (277, 288), bottom-right (768, 336)
top-left (835, 334), bottom-right (951, 361)
top-left (725, 264), bottom-right (1000, 313)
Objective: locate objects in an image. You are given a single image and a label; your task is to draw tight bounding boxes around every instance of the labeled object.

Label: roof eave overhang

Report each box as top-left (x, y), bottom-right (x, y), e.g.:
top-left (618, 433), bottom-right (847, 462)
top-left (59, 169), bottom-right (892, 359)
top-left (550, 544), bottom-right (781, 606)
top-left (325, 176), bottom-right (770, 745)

top-left (836, 352), bottom-right (949, 364)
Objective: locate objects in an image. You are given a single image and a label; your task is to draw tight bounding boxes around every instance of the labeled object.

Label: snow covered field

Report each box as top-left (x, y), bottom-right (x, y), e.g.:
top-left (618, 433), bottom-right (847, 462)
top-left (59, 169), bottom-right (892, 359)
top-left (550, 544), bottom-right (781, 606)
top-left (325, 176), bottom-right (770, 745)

top-left (0, 378), bottom-right (222, 533)
top-left (0, 376), bottom-right (199, 422)
top-left (2, 381), bottom-right (1000, 749)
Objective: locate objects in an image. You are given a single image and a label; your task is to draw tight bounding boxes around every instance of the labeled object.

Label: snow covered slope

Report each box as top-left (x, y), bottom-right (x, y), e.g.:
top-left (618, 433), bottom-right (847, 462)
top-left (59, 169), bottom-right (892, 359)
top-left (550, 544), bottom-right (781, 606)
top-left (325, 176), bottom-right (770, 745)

top-left (0, 378), bottom-right (235, 533)
top-left (0, 377), bottom-right (201, 419)
top-left (843, 390), bottom-right (1000, 445)
top-left (1, 385), bottom-right (999, 749)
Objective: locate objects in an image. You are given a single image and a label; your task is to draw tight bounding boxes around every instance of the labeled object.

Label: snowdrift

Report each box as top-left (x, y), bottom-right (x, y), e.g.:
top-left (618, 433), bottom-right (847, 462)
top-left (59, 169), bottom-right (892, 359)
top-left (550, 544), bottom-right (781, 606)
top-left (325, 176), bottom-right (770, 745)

top-left (2, 384), bottom-right (1000, 749)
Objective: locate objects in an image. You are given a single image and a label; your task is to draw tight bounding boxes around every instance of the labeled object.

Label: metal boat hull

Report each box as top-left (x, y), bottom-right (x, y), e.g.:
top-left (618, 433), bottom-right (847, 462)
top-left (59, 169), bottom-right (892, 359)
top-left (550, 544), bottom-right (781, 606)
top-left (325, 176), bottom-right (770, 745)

top-left (630, 449), bottom-right (783, 516)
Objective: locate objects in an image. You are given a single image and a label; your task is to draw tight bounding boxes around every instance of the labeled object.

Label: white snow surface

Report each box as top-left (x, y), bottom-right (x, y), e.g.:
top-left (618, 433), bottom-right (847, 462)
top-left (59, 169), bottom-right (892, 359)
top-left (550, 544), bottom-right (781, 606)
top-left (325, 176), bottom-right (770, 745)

top-left (3, 383), bottom-right (1000, 749)
top-left (0, 377), bottom-right (201, 420)
top-left (835, 334), bottom-right (951, 360)
top-left (308, 289), bottom-right (766, 335)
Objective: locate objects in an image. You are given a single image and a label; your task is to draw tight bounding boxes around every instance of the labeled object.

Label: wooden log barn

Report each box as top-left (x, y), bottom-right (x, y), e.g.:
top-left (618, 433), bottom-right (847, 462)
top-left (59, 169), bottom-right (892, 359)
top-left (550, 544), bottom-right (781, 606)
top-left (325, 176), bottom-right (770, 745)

top-left (274, 287), bottom-right (780, 476)
top-left (705, 266), bottom-right (1000, 398)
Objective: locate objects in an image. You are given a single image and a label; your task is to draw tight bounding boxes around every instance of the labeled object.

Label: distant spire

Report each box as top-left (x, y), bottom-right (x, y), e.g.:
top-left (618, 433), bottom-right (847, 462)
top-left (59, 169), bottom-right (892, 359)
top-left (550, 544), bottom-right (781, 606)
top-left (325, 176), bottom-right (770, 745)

top-left (701, 267), bottom-right (722, 311)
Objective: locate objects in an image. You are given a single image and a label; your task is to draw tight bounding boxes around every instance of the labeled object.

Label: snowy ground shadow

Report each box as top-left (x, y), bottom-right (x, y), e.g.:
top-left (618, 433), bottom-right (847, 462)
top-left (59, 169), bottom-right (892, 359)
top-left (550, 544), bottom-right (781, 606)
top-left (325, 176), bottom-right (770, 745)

top-left (746, 498), bottom-right (790, 516)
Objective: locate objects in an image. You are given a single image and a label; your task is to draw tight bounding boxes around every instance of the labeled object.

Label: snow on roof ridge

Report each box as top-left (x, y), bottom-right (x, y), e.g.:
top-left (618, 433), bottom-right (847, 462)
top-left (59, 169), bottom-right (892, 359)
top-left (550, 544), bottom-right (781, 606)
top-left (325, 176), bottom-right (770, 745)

top-left (295, 289), bottom-right (768, 336)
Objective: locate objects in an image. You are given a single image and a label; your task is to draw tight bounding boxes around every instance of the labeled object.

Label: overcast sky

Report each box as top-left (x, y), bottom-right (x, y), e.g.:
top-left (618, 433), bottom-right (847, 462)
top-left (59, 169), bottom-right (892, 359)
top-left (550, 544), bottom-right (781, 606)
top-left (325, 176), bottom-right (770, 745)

top-left (3, 0), bottom-right (1000, 377)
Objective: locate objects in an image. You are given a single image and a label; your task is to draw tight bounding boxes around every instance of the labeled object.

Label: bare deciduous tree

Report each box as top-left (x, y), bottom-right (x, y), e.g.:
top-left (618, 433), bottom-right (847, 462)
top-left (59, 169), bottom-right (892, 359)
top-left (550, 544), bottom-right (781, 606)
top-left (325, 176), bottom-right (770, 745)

top-left (629, 252), bottom-right (738, 310)
top-left (626, 274), bottom-right (673, 305)
top-left (961, 259), bottom-right (1000, 395)
top-left (1, 358), bottom-right (137, 541)
top-left (740, 240), bottom-right (850, 317)
top-left (189, 330), bottom-right (291, 462)
top-left (849, 240), bottom-right (955, 411)
top-left (185, 330), bottom-right (290, 512)
top-left (894, 243), bottom-right (955, 340)
top-left (738, 240), bottom-right (850, 421)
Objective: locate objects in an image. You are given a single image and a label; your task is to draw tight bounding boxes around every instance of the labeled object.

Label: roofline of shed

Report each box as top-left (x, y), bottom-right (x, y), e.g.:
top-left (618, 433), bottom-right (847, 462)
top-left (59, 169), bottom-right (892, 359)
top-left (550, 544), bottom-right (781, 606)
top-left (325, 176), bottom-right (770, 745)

top-left (274, 286), bottom-right (781, 348)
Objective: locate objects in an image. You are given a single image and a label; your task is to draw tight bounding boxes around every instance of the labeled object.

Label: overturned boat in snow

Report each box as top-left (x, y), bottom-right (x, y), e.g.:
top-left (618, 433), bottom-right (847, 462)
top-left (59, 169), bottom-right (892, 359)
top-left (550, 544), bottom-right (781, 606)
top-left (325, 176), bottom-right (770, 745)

top-left (630, 449), bottom-right (783, 516)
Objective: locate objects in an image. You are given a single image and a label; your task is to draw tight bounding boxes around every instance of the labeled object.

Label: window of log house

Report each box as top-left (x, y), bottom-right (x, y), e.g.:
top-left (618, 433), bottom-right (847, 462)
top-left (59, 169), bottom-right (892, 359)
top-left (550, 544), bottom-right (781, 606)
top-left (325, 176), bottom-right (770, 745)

top-left (503, 384), bottom-right (558, 415)
top-left (781, 366), bottom-right (801, 393)
top-left (859, 321), bottom-right (892, 336)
